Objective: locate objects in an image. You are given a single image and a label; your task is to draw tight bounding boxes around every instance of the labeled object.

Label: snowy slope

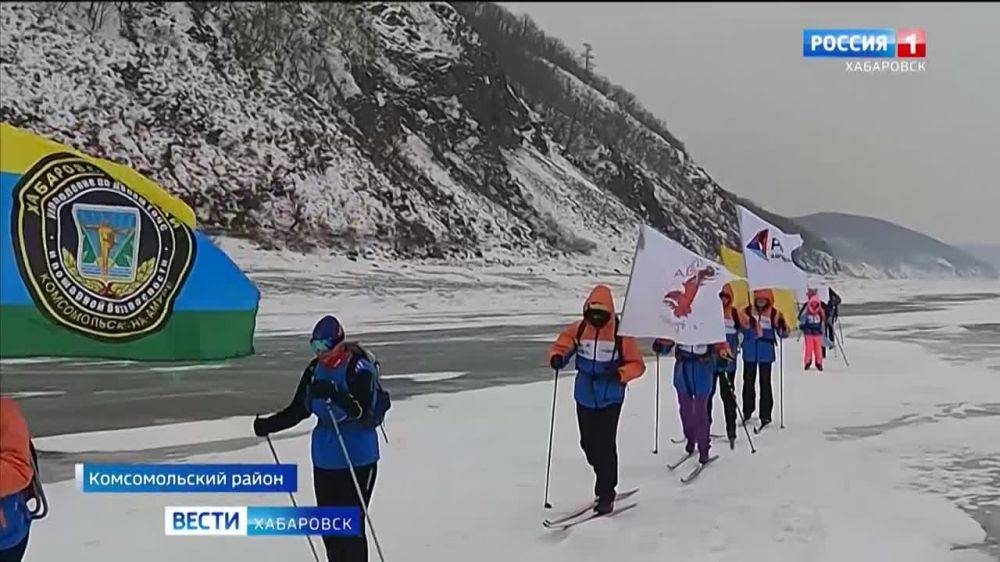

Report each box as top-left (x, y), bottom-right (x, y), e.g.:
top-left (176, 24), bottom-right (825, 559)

top-left (29, 281), bottom-right (1000, 561)
top-left (0, 2), bottom-right (838, 272)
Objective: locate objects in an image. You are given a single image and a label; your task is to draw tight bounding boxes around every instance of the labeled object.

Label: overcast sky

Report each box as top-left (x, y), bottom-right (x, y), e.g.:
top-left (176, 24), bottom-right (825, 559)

top-left (502, 2), bottom-right (999, 244)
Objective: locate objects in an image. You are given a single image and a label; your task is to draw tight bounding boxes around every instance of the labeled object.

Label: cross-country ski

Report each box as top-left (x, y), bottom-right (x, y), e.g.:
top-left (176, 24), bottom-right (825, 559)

top-left (542, 488), bottom-right (639, 527)
top-left (680, 456), bottom-right (719, 484)
top-left (666, 451), bottom-right (695, 471)
top-left (544, 502), bottom-right (640, 531)
top-left (669, 433), bottom-right (725, 444)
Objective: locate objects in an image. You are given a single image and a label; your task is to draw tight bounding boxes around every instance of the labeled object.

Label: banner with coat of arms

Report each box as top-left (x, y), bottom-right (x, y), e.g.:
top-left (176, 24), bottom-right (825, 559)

top-left (0, 124), bottom-right (260, 360)
top-left (619, 225), bottom-right (738, 344)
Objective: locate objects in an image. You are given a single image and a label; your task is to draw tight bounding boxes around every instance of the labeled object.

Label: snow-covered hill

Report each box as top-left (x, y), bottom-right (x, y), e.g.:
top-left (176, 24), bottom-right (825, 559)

top-left (0, 2), bottom-right (837, 272)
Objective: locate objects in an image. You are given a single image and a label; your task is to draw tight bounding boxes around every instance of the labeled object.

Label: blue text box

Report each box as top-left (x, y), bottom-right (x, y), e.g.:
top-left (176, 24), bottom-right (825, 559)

top-left (78, 463), bottom-right (297, 493)
top-left (247, 507), bottom-right (362, 536)
top-left (803, 28), bottom-right (896, 58)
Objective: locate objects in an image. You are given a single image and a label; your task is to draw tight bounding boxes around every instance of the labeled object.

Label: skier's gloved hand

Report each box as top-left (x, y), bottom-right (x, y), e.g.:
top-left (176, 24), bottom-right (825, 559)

top-left (549, 355), bottom-right (563, 370)
top-left (652, 339), bottom-right (674, 355)
top-left (311, 381), bottom-right (362, 419)
top-left (252, 416), bottom-right (270, 437)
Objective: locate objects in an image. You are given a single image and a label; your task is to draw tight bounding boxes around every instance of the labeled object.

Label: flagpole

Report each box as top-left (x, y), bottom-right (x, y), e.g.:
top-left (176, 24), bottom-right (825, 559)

top-left (653, 355), bottom-right (660, 454)
top-left (620, 226), bottom-right (652, 451)
top-left (618, 225), bottom-right (643, 325)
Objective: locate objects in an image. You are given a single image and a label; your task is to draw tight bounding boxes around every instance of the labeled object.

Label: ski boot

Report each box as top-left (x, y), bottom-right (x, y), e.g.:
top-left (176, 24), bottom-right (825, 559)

top-left (594, 496), bottom-right (614, 515)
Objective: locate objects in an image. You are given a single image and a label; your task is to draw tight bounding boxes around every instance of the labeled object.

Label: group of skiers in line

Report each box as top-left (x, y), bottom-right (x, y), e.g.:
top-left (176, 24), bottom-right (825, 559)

top-left (1, 297), bottom-right (842, 561)
top-left (546, 283), bottom-right (842, 516)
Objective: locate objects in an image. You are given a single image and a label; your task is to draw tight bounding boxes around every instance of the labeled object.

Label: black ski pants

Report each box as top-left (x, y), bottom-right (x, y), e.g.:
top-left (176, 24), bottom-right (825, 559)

top-left (742, 361), bottom-right (774, 423)
top-left (708, 370), bottom-right (739, 439)
top-left (314, 463), bottom-right (377, 562)
top-left (576, 402), bottom-right (622, 502)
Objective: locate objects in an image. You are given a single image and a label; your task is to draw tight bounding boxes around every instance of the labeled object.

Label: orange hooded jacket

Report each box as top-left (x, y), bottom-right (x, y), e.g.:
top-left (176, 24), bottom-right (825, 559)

top-left (549, 285), bottom-right (645, 408)
top-left (0, 398), bottom-right (33, 498)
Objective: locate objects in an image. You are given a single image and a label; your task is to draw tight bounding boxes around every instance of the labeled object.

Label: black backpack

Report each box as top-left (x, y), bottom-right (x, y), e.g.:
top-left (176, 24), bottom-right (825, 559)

top-left (344, 342), bottom-right (391, 430)
top-left (27, 441), bottom-right (48, 520)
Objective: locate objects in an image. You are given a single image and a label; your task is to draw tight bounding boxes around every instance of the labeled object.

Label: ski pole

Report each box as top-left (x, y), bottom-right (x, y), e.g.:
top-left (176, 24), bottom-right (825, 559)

top-left (542, 368), bottom-right (559, 509)
top-left (779, 338), bottom-right (785, 429)
top-left (327, 405), bottom-right (387, 562)
top-left (724, 370), bottom-right (756, 454)
top-left (653, 355), bottom-right (660, 454)
top-left (836, 319), bottom-right (850, 367)
top-left (262, 427), bottom-right (321, 562)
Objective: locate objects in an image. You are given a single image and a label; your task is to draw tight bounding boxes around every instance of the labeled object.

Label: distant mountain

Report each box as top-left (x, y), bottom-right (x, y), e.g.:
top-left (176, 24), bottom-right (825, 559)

top-left (796, 213), bottom-right (998, 278)
top-left (957, 243), bottom-right (1000, 271)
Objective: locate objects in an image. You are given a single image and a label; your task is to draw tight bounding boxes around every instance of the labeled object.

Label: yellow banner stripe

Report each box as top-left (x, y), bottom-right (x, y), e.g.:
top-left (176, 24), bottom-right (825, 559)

top-left (719, 246), bottom-right (800, 330)
top-left (0, 123), bottom-right (196, 227)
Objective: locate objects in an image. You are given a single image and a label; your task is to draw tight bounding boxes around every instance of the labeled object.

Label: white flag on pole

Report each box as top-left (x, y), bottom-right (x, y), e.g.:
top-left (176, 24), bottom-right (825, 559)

top-left (737, 205), bottom-right (808, 299)
top-left (619, 225), bottom-right (737, 344)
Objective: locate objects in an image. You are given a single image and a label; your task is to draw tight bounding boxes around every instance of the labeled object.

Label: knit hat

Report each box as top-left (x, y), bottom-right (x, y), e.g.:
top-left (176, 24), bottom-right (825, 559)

top-left (311, 315), bottom-right (345, 353)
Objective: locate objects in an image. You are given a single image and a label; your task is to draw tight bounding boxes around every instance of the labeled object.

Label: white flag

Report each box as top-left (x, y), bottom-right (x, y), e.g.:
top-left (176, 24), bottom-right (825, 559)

top-left (737, 206), bottom-right (808, 299)
top-left (619, 225), bottom-right (736, 344)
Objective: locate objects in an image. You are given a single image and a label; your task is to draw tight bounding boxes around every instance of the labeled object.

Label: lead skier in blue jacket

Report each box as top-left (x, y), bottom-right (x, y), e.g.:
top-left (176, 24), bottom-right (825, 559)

top-left (254, 315), bottom-right (387, 562)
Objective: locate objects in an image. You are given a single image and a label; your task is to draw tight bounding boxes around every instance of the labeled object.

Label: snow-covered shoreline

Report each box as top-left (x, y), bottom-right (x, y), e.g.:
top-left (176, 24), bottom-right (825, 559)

top-left (219, 235), bottom-right (1000, 338)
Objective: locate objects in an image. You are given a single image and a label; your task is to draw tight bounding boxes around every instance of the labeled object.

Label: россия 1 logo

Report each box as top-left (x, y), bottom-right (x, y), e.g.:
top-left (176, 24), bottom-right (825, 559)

top-left (803, 28), bottom-right (926, 72)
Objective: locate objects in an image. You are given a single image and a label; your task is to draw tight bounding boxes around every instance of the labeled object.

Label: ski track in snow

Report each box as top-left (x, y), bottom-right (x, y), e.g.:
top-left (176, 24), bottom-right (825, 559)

top-left (26, 279), bottom-right (1000, 561)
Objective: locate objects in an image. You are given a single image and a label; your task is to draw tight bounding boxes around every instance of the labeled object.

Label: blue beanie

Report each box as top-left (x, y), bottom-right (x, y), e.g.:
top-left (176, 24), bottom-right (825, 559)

top-left (311, 315), bottom-right (345, 351)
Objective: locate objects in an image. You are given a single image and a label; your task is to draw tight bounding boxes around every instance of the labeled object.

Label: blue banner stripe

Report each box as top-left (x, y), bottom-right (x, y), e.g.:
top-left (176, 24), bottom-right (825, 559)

top-left (1, 173), bottom-right (32, 305)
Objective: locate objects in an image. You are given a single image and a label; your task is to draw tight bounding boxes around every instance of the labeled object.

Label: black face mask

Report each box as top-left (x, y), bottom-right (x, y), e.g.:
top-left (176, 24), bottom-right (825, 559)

top-left (585, 309), bottom-right (611, 327)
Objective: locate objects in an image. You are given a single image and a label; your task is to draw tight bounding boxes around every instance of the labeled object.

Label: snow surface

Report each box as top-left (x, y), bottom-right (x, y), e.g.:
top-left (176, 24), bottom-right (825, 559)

top-left (28, 280), bottom-right (1000, 561)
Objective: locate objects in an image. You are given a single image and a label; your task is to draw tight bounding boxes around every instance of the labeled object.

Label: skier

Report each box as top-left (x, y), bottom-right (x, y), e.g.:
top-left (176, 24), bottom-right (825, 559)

top-left (548, 285), bottom-right (645, 515)
top-left (254, 315), bottom-right (388, 562)
top-left (652, 339), bottom-right (732, 463)
top-left (740, 289), bottom-right (789, 430)
top-left (799, 292), bottom-right (826, 371)
top-left (708, 284), bottom-right (741, 448)
top-left (824, 287), bottom-right (843, 358)
top-left (0, 397), bottom-right (33, 562)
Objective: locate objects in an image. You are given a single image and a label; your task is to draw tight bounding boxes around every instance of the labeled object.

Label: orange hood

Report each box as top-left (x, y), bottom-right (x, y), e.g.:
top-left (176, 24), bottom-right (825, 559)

top-left (752, 289), bottom-right (775, 310)
top-left (583, 284), bottom-right (616, 316)
top-left (720, 283), bottom-right (735, 304)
